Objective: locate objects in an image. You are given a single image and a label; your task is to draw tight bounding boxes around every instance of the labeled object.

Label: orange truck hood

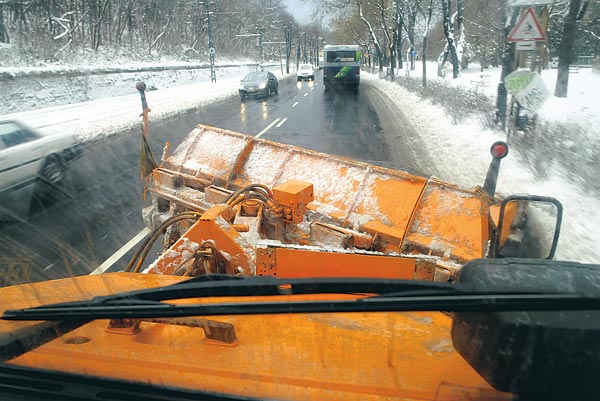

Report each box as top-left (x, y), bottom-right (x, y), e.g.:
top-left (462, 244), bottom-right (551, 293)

top-left (0, 273), bottom-right (512, 401)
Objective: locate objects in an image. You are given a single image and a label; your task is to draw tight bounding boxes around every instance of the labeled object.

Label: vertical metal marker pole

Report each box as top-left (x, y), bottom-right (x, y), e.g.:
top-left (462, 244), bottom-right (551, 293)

top-left (205, 2), bottom-right (216, 83)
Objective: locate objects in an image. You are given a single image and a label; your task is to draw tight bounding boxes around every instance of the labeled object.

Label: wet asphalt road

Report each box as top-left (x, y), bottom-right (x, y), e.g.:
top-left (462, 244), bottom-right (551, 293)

top-left (0, 71), bottom-right (416, 285)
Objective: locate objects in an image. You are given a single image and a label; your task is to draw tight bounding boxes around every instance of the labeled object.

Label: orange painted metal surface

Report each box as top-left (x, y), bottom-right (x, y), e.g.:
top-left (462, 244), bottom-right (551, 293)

top-left (403, 180), bottom-right (490, 262)
top-left (0, 273), bottom-right (513, 401)
top-left (256, 246), bottom-right (417, 279)
top-left (272, 179), bottom-right (314, 223)
top-left (149, 205), bottom-right (254, 275)
top-left (149, 125), bottom-right (494, 279)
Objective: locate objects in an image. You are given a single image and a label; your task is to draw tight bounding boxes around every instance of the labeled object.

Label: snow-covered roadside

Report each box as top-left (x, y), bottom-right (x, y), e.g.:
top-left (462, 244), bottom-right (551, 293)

top-left (362, 72), bottom-right (600, 263)
top-left (0, 62), bottom-right (284, 115)
top-left (3, 68), bottom-right (293, 143)
top-left (403, 61), bottom-right (600, 129)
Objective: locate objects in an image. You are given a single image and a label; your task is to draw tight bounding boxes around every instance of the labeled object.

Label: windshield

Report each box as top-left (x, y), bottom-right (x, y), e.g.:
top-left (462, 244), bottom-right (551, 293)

top-left (326, 50), bottom-right (357, 62)
top-left (0, 1), bottom-right (598, 401)
top-left (243, 72), bottom-right (268, 81)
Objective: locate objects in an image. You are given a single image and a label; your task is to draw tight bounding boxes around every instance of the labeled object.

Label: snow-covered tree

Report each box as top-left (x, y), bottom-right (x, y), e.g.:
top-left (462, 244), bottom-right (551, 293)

top-left (439, 0), bottom-right (462, 78)
top-left (554, 0), bottom-right (590, 97)
top-left (421, 0), bottom-right (436, 86)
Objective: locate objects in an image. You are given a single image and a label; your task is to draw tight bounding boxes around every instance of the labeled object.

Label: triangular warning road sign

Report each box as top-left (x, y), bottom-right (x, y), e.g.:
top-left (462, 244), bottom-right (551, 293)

top-left (508, 7), bottom-right (546, 42)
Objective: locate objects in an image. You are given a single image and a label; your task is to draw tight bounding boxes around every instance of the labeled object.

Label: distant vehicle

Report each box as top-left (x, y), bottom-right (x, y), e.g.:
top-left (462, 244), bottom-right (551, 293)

top-left (322, 44), bottom-right (361, 89)
top-left (239, 71), bottom-right (278, 101)
top-left (0, 119), bottom-right (82, 219)
top-left (550, 57), bottom-right (559, 68)
top-left (297, 64), bottom-right (315, 81)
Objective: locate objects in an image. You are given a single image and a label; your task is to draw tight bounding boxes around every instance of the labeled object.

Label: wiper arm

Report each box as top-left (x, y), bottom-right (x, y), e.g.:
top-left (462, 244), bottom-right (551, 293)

top-left (3, 276), bottom-right (599, 321)
top-left (10, 275), bottom-right (464, 310)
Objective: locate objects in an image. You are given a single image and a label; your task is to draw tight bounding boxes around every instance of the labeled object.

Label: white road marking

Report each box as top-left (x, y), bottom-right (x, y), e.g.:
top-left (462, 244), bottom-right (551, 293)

top-left (256, 118), bottom-right (281, 138)
top-left (276, 118), bottom-right (288, 128)
top-left (90, 227), bottom-right (151, 274)
top-left (292, 102), bottom-right (299, 108)
top-left (303, 93), bottom-right (308, 97)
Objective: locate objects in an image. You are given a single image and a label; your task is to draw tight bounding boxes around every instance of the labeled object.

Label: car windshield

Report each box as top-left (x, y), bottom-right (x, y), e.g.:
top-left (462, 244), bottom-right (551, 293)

top-left (243, 72), bottom-right (268, 81)
top-left (0, 2), bottom-right (598, 401)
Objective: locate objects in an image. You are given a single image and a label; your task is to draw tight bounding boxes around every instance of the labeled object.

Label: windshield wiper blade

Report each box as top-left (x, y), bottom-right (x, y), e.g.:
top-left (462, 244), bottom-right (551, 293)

top-left (3, 275), bottom-right (599, 322)
top-left (4, 294), bottom-right (599, 322)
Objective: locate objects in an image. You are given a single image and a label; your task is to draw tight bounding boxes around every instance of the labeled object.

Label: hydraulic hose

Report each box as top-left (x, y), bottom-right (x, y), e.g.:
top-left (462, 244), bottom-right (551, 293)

top-left (126, 211), bottom-right (202, 273)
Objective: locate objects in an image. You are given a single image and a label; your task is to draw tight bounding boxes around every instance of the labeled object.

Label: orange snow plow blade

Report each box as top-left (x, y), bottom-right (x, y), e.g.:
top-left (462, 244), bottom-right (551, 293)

top-left (146, 125), bottom-right (492, 281)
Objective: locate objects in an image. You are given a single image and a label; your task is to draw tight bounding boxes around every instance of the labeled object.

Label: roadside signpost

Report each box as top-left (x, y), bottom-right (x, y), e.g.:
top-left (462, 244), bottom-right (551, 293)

top-left (515, 42), bottom-right (536, 51)
top-left (502, 3), bottom-right (551, 133)
top-left (507, 7), bottom-right (546, 42)
top-left (507, 5), bottom-right (549, 74)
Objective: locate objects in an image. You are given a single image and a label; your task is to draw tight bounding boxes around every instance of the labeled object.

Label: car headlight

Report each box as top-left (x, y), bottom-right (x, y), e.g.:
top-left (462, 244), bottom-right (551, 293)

top-left (258, 83), bottom-right (267, 89)
top-left (239, 85), bottom-right (245, 90)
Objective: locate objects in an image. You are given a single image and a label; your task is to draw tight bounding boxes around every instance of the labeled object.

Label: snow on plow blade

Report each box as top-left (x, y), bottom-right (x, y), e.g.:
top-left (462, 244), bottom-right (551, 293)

top-left (147, 124), bottom-right (491, 281)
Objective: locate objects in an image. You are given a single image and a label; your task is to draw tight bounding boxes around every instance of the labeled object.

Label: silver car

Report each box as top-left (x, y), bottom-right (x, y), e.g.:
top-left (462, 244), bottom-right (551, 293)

top-left (0, 119), bottom-right (82, 219)
top-left (297, 64), bottom-right (315, 81)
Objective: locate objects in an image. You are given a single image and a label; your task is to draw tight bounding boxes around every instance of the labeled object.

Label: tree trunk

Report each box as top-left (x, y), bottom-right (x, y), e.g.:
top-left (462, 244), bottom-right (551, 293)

top-left (296, 32), bottom-right (300, 70)
top-left (0, 4), bottom-right (9, 43)
top-left (441, 0), bottom-right (460, 78)
top-left (284, 25), bottom-right (292, 74)
top-left (496, 4), bottom-right (519, 130)
top-left (456, 0), bottom-right (467, 70)
top-left (422, 0), bottom-right (434, 87)
top-left (357, 0), bottom-right (384, 72)
top-left (555, 0), bottom-right (583, 97)
top-left (438, 49), bottom-right (449, 77)
top-left (396, 18), bottom-right (403, 70)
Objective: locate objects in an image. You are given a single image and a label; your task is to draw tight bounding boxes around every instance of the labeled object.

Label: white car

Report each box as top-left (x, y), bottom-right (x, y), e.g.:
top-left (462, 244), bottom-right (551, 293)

top-left (0, 119), bottom-right (82, 219)
top-left (297, 64), bottom-right (315, 81)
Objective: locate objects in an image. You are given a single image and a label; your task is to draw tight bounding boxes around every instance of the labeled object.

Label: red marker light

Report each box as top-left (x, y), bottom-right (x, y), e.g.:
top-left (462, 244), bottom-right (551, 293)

top-left (490, 141), bottom-right (509, 159)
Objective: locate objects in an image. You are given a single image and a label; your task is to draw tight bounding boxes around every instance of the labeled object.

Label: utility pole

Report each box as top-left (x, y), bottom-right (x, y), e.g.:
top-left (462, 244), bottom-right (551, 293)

top-left (205, 1), bottom-right (216, 83)
top-left (258, 29), bottom-right (264, 66)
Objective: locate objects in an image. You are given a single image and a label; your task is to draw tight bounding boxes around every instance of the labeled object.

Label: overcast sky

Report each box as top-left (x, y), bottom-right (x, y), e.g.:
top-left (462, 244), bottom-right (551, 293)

top-left (283, 0), bottom-right (313, 24)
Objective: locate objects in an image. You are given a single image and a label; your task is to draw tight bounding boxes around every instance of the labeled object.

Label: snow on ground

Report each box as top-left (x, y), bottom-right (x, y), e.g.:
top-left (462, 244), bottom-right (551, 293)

top-left (425, 61), bottom-right (600, 129)
top-left (2, 59), bottom-right (599, 264)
